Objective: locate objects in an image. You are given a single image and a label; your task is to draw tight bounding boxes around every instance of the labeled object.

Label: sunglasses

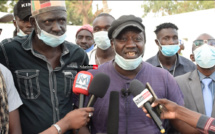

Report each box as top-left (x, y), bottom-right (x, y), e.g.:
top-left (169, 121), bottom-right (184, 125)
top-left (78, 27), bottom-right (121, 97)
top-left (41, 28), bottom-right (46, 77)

top-left (193, 39), bottom-right (215, 46)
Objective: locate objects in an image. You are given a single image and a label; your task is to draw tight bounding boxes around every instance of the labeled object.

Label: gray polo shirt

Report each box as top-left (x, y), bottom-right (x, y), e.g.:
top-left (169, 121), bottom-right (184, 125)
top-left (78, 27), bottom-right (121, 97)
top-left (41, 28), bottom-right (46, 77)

top-left (146, 53), bottom-right (196, 77)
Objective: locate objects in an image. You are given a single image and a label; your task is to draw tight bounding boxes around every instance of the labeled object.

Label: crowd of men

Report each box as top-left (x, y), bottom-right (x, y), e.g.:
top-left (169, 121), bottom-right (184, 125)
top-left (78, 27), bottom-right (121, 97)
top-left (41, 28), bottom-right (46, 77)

top-left (1, 0), bottom-right (215, 134)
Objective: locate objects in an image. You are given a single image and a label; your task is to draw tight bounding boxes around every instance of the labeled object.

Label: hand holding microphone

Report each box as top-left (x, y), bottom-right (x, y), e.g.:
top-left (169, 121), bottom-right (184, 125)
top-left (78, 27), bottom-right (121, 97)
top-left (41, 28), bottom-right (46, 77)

top-left (128, 79), bottom-right (165, 134)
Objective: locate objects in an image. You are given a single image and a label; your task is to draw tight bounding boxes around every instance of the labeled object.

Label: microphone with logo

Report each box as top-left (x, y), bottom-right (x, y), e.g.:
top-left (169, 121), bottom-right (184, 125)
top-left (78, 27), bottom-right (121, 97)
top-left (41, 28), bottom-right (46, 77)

top-left (73, 71), bottom-right (93, 108)
top-left (128, 79), bottom-right (165, 134)
top-left (107, 91), bottom-right (119, 134)
top-left (87, 73), bottom-right (110, 107)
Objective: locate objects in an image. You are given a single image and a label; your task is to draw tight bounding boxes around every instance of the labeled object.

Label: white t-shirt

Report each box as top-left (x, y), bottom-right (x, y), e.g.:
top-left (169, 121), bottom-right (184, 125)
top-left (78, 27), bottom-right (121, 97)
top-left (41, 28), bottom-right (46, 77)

top-left (88, 47), bottom-right (96, 65)
top-left (0, 64), bottom-right (22, 112)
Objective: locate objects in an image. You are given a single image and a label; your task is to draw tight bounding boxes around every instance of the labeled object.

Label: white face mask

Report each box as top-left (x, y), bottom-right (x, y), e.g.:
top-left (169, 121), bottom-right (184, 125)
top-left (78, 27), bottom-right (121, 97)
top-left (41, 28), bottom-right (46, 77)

top-left (35, 18), bottom-right (66, 47)
top-left (114, 45), bottom-right (143, 71)
top-left (16, 21), bottom-right (27, 37)
top-left (93, 31), bottom-right (111, 50)
top-left (194, 44), bottom-right (215, 68)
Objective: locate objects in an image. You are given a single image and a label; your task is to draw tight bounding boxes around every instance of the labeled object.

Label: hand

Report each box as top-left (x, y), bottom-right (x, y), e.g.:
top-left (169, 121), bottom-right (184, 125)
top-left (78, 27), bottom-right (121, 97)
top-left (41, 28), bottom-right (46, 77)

top-left (64, 107), bottom-right (94, 130)
top-left (142, 99), bottom-right (178, 120)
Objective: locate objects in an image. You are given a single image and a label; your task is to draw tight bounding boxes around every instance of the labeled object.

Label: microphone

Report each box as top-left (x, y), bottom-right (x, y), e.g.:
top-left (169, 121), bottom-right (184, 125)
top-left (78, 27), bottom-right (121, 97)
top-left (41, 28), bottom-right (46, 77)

top-left (73, 71), bottom-right (93, 108)
top-left (121, 88), bottom-right (130, 97)
top-left (128, 79), bottom-right (165, 134)
top-left (87, 73), bottom-right (110, 107)
top-left (107, 91), bottom-right (119, 134)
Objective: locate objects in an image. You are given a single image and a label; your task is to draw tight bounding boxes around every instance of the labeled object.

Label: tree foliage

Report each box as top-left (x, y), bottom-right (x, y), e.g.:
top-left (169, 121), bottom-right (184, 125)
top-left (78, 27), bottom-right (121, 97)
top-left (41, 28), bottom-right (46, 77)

top-left (0, 0), bottom-right (17, 13)
top-left (142, 1), bottom-right (215, 17)
top-left (66, 0), bottom-right (104, 25)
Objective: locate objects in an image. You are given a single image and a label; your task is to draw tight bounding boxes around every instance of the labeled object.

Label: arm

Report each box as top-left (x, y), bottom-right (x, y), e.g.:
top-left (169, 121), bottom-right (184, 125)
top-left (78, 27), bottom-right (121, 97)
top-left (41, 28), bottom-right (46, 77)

top-left (143, 99), bottom-right (202, 133)
top-left (40, 107), bottom-right (94, 134)
top-left (9, 109), bottom-right (22, 134)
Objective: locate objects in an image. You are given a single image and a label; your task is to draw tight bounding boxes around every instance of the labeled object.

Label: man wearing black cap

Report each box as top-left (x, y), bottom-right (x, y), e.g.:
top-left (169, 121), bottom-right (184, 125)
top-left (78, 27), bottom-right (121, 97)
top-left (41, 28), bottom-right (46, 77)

top-left (85, 15), bottom-right (198, 134)
top-left (13, 0), bottom-right (33, 37)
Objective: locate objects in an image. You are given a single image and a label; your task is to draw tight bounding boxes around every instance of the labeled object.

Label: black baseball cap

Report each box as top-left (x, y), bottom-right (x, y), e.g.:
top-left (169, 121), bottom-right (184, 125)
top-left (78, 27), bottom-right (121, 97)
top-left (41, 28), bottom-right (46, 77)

top-left (108, 15), bottom-right (145, 39)
top-left (14, 0), bottom-right (31, 20)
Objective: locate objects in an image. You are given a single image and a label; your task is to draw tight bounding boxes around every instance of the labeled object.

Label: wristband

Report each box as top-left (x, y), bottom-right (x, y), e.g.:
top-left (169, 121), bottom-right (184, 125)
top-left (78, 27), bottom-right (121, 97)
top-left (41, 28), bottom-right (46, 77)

top-left (53, 124), bottom-right (61, 134)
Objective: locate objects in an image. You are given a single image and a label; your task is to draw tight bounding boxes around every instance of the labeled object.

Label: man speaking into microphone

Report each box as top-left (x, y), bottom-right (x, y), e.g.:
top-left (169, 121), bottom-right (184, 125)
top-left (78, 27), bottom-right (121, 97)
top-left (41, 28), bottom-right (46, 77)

top-left (82, 15), bottom-right (197, 134)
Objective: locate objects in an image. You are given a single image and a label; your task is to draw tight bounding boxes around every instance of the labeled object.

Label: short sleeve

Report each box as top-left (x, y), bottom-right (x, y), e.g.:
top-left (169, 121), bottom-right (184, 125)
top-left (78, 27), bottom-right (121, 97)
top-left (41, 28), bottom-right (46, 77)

top-left (0, 64), bottom-right (23, 112)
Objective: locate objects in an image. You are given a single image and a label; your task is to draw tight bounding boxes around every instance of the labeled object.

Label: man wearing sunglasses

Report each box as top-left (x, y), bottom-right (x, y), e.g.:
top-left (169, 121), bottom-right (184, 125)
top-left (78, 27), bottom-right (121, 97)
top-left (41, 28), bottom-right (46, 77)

top-left (175, 33), bottom-right (215, 119)
top-left (146, 23), bottom-right (196, 77)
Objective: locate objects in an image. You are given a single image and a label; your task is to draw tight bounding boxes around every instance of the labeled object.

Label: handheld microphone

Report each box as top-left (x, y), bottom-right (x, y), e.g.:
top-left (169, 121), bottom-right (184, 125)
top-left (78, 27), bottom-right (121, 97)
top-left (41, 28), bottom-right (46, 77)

top-left (128, 79), bottom-right (165, 134)
top-left (73, 71), bottom-right (93, 108)
top-left (107, 91), bottom-right (119, 134)
top-left (87, 73), bottom-right (110, 107)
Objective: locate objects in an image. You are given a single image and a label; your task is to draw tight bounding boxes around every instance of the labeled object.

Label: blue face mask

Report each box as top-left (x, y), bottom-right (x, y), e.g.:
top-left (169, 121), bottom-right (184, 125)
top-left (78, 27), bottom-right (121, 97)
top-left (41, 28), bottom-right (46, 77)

top-left (157, 40), bottom-right (180, 57)
top-left (35, 19), bottom-right (66, 47)
top-left (115, 53), bottom-right (142, 70)
top-left (194, 44), bottom-right (215, 69)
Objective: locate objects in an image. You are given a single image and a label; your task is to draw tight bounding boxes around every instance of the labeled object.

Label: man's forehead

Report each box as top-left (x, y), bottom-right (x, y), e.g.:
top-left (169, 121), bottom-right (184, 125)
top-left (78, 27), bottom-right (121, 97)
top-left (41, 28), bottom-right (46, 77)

top-left (93, 16), bottom-right (114, 27)
top-left (36, 10), bottom-right (66, 19)
top-left (196, 34), bottom-right (214, 40)
top-left (77, 30), bottom-right (93, 37)
top-left (158, 28), bottom-right (178, 36)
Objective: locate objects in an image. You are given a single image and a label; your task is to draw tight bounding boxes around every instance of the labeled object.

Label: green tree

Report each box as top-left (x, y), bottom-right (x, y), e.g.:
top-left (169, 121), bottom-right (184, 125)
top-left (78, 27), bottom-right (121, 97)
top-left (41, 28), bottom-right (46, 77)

top-left (142, 1), bottom-right (215, 17)
top-left (66, 0), bottom-right (103, 25)
top-left (0, 0), bottom-right (18, 13)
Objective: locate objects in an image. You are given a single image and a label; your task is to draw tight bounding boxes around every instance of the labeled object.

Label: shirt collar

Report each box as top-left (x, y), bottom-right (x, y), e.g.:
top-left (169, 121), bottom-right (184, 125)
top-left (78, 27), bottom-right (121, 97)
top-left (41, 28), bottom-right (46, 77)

top-left (198, 70), bottom-right (215, 81)
top-left (155, 53), bottom-right (183, 67)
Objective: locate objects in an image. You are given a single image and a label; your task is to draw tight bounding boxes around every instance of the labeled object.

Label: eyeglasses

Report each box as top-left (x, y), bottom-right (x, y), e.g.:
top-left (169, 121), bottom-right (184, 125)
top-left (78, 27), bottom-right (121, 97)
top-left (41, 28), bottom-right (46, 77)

top-left (193, 39), bottom-right (215, 46)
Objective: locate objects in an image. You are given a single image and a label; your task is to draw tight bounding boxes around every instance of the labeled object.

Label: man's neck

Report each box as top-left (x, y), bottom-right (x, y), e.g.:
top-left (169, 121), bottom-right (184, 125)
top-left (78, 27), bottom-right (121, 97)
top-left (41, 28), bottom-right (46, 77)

top-left (96, 47), bottom-right (115, 58)
top-left (32, 34), bottom-right (62, 69)
top-left (197, 65), bottom-right (215, 77)
top-left (158, 52), bottom-right (177, 69)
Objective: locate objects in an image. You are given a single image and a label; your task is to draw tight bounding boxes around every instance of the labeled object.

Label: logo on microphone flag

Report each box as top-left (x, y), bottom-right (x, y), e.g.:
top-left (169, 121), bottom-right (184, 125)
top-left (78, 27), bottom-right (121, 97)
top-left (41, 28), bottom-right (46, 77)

top-left (133, 89), bottom-right (153, 108)
top-left (75, 73), bottom-right (91, 90)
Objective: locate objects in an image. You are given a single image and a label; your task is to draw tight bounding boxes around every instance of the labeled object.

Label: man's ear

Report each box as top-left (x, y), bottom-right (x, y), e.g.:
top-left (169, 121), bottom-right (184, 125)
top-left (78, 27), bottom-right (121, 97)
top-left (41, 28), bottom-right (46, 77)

top-left (155, 39), bottom-right (161, 50)
top-left (190, 54), bottom-right (195, 62)
top-left (13, 20), bottom-right (17, 28)
top-left (111, 39), bottom-right (114, 49)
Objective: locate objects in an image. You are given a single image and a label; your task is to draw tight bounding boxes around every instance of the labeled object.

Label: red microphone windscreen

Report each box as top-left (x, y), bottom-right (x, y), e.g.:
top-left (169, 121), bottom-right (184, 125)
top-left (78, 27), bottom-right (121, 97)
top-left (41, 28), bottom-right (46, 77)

top-left (73, 71), bottom-right (93, 96)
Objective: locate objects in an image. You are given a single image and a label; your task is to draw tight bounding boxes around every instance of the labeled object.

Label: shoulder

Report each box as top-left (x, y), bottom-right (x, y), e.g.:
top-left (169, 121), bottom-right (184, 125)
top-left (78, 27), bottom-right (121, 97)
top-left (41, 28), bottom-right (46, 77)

top-left (175, 70), bottom-right (194, 84)
top-left (143, 62), bottom-right (169, 76)
top-left (0, 36), bottom-right (26, 49)
top-left (88, 61), bottom-right (111, 75)
top-left (179, 56), bottom-right (195, 67)
top-left (0, 64), bottom-right (11, 74)
top-left (146, 55), bottom-right (157, 63)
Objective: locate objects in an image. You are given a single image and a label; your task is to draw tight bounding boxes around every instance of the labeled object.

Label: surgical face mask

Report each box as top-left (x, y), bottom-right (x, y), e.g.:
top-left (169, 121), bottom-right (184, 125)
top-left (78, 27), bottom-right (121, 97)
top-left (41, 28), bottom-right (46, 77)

top-left (35, 18), bottom-right (66, 47)
top-left (157, 39), bottom-right (180, 57)
top-left (93, 31), bottom-right (111, 50)
top-left (115, 52), bottom-right (142, 70)
top-left (194, 44), bottom-right (215, 68)
top-left (16, 21), bottom-right (27, 37)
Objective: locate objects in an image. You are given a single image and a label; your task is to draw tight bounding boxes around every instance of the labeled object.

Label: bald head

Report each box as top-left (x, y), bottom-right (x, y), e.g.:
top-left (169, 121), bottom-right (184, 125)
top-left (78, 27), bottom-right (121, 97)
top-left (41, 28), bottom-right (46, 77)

top-left (192, 33), bottom-right (215, 52)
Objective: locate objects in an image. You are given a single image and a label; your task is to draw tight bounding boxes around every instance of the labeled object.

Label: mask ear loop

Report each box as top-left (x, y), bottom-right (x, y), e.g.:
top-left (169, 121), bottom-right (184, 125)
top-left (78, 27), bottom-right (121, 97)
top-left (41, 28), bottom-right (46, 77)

top-left (34, 17), bottom-right (42, 35)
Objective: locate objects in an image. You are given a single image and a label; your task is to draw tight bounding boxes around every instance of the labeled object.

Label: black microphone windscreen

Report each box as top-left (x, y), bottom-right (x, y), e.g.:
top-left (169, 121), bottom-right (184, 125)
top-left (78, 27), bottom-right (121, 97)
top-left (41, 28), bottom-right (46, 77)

top-left (128, 79), bottom-right (145, 97)
top-left (107, 91), bottom-right (119, 134)
top-left (88, 73), bottom-right (110, 98)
